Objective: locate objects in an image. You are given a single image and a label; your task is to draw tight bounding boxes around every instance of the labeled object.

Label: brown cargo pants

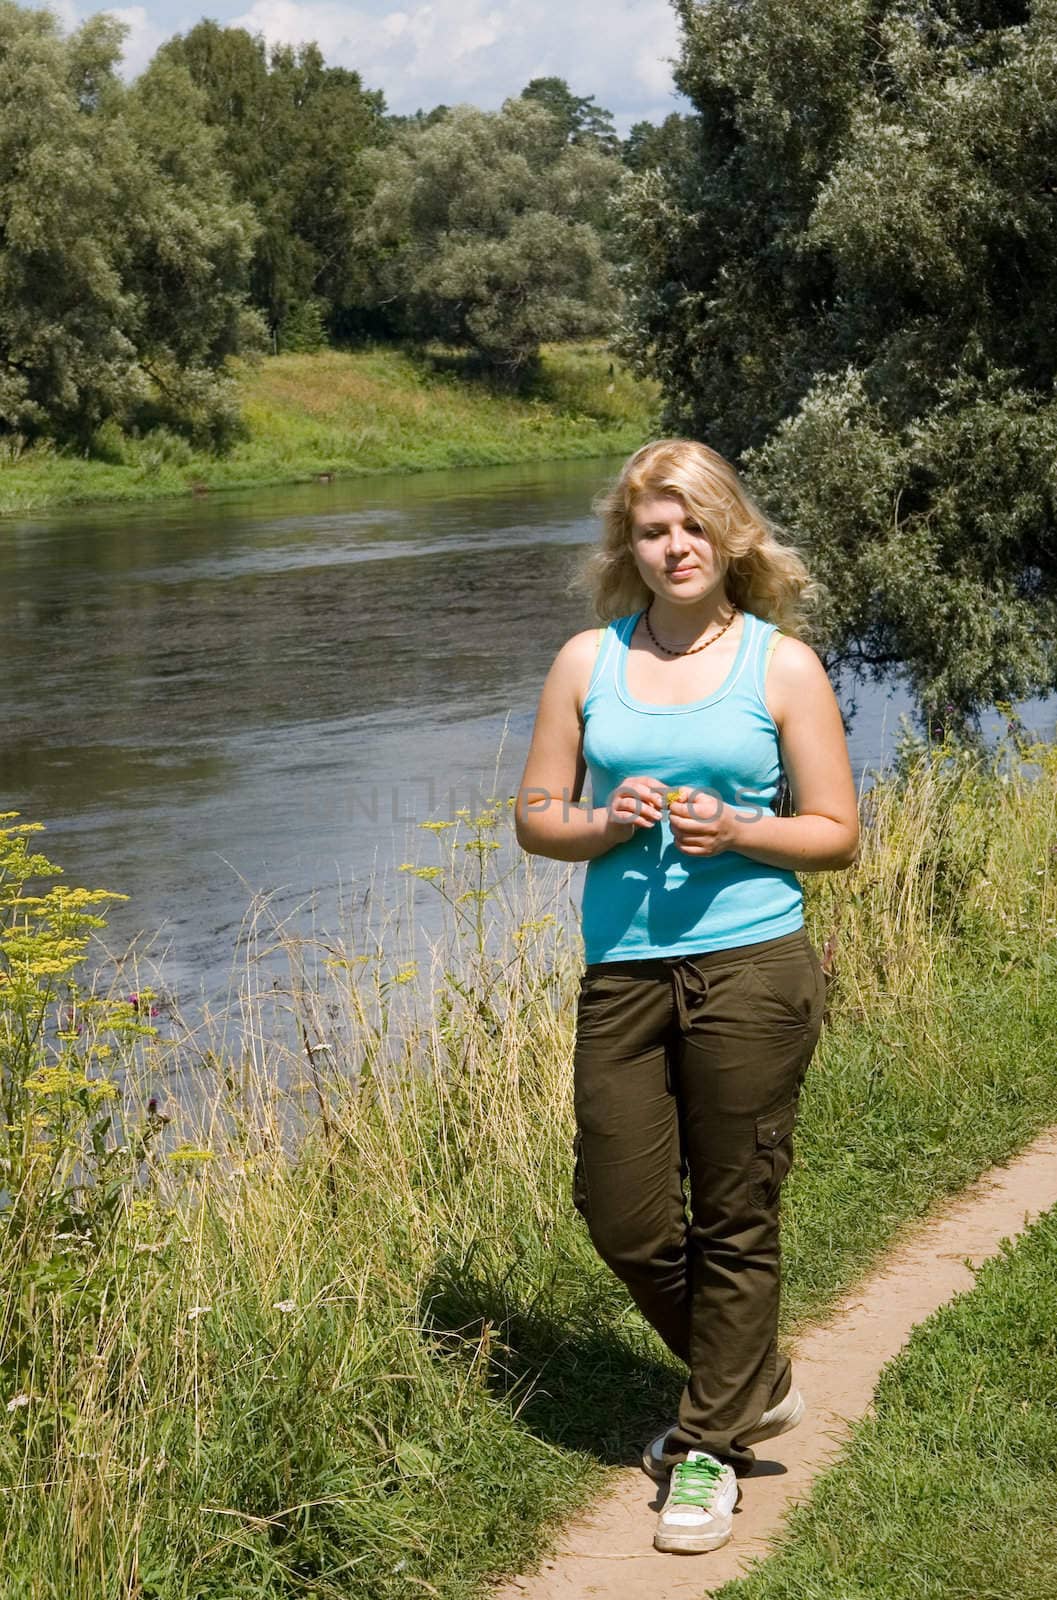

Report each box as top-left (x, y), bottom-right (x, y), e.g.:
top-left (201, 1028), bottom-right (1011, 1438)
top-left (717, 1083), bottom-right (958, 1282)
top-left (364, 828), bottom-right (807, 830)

top-left (571, 926), bottom-right (826, 1474)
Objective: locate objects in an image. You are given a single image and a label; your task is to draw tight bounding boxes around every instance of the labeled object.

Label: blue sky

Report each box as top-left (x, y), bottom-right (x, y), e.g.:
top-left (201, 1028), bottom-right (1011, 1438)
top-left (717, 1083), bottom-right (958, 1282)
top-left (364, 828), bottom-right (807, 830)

top-left (51, 0), bottom-right (689, 133)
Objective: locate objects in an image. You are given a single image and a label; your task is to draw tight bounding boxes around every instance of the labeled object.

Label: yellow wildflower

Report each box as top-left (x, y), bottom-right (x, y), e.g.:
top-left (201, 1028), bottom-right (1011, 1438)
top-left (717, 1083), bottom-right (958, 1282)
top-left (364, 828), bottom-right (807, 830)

top-left (23, 1066), bottom-right (118, 1101)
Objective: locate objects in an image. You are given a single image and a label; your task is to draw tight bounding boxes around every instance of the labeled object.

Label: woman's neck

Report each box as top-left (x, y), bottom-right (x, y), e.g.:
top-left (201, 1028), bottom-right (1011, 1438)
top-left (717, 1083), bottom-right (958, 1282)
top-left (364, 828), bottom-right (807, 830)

top-left (644, 592), bottom-right (737, 651)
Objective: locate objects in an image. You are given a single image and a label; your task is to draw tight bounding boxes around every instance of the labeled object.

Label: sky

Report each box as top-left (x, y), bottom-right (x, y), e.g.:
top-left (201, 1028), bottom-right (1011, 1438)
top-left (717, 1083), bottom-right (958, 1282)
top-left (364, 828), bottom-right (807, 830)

top-left (51, 0), bottom-right (690, 134)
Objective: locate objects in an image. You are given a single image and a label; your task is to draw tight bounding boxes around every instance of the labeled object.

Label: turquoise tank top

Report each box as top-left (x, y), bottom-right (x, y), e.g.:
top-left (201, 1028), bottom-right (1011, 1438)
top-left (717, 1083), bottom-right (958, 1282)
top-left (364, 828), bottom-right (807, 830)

top-left (580, 608), bottom-right (804, 962)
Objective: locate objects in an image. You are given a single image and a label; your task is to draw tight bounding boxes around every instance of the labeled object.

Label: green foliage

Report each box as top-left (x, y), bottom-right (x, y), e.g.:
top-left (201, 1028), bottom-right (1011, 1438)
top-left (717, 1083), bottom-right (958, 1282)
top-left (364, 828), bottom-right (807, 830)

top-left (359, 99), bottom-right (625, 381)
top-left (129, 424), bottom-right (195, 475)
top-left (520, 75), bottom-right (620, 156)
top-left (0, 3), bottom-right (258, 448)
top-left (0, 815), bottom-right (169, 1397)
top-left (280, 297), bottom-right (328, 354)
top-left (387, 103), bottom-right (452, 133)
top-left (158, 21), bottom-right (387, 345)
top-left (621, 111), bottom-right (701, 173)
top-left (617, 0), bottom-right (1057, 728)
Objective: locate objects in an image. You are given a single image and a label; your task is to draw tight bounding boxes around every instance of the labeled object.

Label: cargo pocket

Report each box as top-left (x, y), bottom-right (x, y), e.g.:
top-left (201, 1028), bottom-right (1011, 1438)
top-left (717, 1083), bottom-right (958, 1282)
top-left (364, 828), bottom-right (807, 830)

top-left (572, 1129), bottom-right (589, 1219)
top-left (747, 1101), bottom-right (797, 1209)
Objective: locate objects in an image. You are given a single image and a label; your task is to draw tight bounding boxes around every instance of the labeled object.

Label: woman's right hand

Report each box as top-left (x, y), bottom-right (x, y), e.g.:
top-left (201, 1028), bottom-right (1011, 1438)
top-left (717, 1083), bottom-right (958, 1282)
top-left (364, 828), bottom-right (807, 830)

top-left (605, 776), bottom-right (667, 842)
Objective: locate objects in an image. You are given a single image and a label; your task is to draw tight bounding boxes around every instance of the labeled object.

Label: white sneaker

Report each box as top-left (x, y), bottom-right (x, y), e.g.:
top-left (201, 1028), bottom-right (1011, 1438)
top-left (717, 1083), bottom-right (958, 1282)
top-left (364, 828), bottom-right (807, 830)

top-left (643, 1388), bottom-right (804, 1481)
top-left (641, 1427), bottom-right (674, 1481)
top-left (654, 1450), bottom-right (739, 1554)
top-left (735, 1386), bottom-right (804, 1447)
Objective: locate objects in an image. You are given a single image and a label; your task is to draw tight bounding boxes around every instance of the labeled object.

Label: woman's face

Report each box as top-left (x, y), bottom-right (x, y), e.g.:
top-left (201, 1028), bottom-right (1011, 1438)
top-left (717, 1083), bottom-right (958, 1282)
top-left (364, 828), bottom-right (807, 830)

top-left (627, 493), bottom-right (728, 605)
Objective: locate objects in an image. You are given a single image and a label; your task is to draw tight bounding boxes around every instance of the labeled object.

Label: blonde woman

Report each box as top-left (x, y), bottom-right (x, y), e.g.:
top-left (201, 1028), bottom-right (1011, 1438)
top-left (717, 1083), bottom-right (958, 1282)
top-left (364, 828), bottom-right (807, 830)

top-left (515, 439), bottom-right (858, 1555)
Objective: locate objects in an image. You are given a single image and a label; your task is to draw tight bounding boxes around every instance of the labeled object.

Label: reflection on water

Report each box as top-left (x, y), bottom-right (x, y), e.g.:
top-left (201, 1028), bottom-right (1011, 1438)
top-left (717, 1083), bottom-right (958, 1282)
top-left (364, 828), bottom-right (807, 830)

top-left (3, 455), bottom-right (1053, 1014)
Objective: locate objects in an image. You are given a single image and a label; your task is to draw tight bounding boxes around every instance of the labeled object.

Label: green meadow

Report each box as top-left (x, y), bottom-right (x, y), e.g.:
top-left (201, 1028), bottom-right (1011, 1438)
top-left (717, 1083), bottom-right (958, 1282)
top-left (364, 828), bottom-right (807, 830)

top-left (0, 343), bottom-right (660, 517)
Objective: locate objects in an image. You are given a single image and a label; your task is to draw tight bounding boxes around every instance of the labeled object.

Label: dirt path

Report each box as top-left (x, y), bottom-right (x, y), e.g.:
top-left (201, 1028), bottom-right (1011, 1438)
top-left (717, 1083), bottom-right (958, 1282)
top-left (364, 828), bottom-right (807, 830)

top-left (494, 1127), bottom-right (1057, 1600)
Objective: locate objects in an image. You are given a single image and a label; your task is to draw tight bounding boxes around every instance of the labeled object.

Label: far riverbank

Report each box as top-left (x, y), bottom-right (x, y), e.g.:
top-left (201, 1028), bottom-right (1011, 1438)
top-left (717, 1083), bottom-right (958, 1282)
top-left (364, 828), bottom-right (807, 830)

top-left (0, 342), bottom-right (660, 518)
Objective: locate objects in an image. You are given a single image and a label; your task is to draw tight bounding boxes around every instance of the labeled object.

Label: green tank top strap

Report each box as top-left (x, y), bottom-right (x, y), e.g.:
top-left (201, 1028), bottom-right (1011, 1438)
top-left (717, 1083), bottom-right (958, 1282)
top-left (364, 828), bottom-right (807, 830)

top-left (764, 630), bottom-right (782, 674)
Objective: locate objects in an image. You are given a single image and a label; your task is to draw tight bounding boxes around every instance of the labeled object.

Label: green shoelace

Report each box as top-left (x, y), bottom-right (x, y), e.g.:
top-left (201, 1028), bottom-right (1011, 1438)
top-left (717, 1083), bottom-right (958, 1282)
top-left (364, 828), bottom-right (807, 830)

top-left (669, 1455), bottom-right (724, 1506)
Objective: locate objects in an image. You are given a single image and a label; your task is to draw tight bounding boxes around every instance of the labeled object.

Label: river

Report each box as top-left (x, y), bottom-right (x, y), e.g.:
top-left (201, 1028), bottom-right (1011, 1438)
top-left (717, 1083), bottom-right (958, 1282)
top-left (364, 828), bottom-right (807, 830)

top-left (2, 455), bottom-right (1052, 1012)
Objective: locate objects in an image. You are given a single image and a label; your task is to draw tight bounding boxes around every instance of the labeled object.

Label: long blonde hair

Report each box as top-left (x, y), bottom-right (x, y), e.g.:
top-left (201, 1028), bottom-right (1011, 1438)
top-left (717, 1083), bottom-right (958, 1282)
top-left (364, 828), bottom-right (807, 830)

top-left (573, 438), bottom-right (817, 636)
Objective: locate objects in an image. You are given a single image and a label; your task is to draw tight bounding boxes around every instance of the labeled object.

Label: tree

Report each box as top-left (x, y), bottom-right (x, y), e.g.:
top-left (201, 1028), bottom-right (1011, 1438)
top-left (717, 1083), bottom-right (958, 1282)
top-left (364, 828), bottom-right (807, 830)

top-left (359, 98), bottom-right (624, 381)
top-left (386, 104), bottom-right (451, 133)
top-left (0, 3), bottom-right (258, 445)
top-left (616, 0), bottom-right (1057, 730)
top-left (157, 22), bottom-right (386, 345)
top-left (520, 76), bottom-right (621, 157)
top-left (622, 112), bottom-right (700, 174)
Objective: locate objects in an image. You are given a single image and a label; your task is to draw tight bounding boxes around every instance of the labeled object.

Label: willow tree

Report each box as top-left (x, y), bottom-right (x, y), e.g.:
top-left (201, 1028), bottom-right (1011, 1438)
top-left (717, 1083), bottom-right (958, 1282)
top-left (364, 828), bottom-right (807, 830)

top-left (0, 3), bottom-right (258, 446)
top-left (617, 0), bottom-right (1057, 729)
top-left (359, 98), bottom-right (623, 383)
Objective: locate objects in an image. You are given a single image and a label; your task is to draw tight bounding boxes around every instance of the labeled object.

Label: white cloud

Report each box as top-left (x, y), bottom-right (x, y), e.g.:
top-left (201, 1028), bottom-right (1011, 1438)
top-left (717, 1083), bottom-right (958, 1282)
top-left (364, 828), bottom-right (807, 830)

top-left (635, 42), bottom-right (679, 100)
top-left (41, 0), bottom-right (78, 29)
top-left (106, 6), bottom-right (169, 76)
top-left (57, 2), bottom-right (169, 77)
top-left (225, 0), bottom-right (685, 129)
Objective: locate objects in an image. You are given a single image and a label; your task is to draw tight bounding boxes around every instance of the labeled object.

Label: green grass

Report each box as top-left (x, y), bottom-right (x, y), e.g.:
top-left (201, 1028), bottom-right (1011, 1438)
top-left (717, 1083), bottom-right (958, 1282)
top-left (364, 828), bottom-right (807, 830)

top-left (0, 342), bottom-right (661, 516)
top-left (1, 735), bottom-right (1056, 1597)
top-left (778, 965), bottom-right (1057, 1334)
top-left (716, 1205), bottom-right (1057, 1600)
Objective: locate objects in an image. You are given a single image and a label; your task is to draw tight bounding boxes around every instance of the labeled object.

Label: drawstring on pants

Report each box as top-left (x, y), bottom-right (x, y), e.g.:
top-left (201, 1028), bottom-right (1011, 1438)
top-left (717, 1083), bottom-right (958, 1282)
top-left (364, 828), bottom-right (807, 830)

top-left (666, 955), bottom-right (711, 1034)
top-left (663, 957), bottom-right (710, 1089)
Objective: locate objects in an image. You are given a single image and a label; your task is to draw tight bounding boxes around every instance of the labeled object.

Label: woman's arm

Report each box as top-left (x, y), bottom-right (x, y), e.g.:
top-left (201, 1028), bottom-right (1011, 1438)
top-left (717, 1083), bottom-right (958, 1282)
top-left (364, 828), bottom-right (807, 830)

top-left (668, 637), bottom-right (859, 871)
top-left (514, 631), bottom-right (664, 862)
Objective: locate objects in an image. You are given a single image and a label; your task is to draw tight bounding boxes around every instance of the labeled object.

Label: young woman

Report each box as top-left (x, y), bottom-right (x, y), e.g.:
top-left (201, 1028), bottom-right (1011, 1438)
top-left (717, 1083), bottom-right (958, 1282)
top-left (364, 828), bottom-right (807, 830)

top-left (515, 439), bottom-right (858, 1556)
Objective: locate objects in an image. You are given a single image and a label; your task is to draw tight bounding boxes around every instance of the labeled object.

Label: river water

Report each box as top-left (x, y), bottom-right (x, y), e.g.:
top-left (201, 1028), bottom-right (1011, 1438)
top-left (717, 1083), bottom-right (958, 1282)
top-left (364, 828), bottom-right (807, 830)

top-left (3, 456), bottom-right (1053, 1011)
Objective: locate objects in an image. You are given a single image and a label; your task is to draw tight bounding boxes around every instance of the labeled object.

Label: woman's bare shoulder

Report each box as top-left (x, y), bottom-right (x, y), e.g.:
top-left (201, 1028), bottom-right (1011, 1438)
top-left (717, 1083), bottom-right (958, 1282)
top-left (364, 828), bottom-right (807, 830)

top-left (766, 634), bottom-right (835, 726)
top-left (770, 633), bottom-right (828, 682)
top-left (559, 625), bottom-right (607, 665)
top-left (548, 626), bottom-right (607, 714)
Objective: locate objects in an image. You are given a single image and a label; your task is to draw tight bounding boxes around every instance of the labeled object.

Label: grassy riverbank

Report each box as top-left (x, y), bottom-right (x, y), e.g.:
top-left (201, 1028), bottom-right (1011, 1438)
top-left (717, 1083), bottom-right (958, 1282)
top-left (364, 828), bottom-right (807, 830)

top-left (718, 1205), bottom-right (1057, 1600)
top-left (0, 342), bottom-right (660, 517)
top-left (2, 732), bottom-right (1056, 1598)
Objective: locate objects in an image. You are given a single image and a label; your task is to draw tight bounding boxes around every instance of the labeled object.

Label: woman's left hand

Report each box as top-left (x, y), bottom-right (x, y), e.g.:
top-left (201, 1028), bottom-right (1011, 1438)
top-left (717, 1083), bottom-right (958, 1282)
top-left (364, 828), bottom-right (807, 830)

top-left (667, 788), bottom-right (743, 856)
